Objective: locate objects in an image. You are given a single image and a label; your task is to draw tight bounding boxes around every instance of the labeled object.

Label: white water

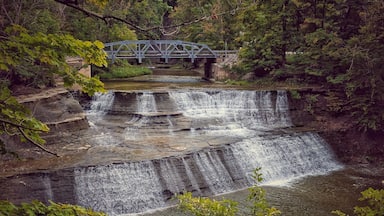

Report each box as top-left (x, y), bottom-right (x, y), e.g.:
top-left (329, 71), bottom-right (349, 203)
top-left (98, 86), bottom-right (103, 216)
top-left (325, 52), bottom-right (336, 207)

top-left (87, 91), bottom-right (115, 127)
top-left (89, 91), bottom-right (115, 114)
top-left (86, 91), bottom-right (122, 146)
top-left (75, 162), bottom-right (165, 216)
top-left (136, 92), bottom-right (158, 114)
top-left (229, 132), bottom-right (343, 186)
top-left (169, 90), bottom-right (292, 132)
top-left (77, 90), bottom-right (343, 215)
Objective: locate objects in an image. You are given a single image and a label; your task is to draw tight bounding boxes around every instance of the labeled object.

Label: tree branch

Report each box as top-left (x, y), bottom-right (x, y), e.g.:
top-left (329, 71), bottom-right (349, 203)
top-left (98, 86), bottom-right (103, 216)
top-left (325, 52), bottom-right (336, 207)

top-left (54, 0), bottom-right (148, 32)
top-left (0, 118), bottom-right (48, 132)
top-left (17, 127), bottom-right (59, 157)
top-left (54, 0), bottom-right (250, 36)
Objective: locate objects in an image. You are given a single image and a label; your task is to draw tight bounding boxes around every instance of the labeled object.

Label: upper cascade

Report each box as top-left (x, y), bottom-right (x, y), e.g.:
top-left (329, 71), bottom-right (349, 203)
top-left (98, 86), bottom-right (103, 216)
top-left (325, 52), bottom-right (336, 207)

top-left (168, 90), bottom-right (292, 129)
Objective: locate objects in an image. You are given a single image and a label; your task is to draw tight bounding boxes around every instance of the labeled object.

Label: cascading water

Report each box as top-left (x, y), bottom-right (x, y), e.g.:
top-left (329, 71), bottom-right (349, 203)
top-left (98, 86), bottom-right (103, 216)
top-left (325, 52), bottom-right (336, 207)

top-left (168, 90), bottom-right (292, 132)
top-left (75, 162), bottom-right (165, 215)
top-left (136, 92), bottom-right (158, 114)
top-left (86, 91), bottom-right (121, 146)
top-left (76, 89), bottom-right (343, 215)
top-left (88, 91), bottom-right (115, 115)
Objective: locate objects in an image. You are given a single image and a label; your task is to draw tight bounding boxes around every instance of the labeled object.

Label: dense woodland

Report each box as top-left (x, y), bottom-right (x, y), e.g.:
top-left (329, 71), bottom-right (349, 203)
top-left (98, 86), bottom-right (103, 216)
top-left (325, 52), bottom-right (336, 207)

top-left (0, 0), bottom-right (383, 154)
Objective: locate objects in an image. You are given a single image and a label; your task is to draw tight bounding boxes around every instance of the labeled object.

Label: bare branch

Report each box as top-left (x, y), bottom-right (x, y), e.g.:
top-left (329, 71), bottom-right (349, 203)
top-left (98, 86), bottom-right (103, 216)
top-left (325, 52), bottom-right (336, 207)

top-left (54, 0), bottom-right (249, 36)
top-left (54, 0), bottom-right (147, 32)
top-left (0, 0), bottom-right (15, 25)
top-left (17, 127), bottom-right (59, 157)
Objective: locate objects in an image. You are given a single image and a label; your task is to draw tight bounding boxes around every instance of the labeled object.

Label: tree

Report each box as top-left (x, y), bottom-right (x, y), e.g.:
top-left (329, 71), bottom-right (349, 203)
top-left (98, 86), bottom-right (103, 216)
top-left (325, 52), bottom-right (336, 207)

top-left (171, 0), bottom-right (244, 49)
top-left (235, 0), bottom-right (297, 76)
top-left (291, 0), bottom-right (384, 131)
top-left (339, 0), bottom-right (384, 131)
top-left (55, 0), bottom-right (170, 39)
top-left (0, 0), bottom-right (108, 156)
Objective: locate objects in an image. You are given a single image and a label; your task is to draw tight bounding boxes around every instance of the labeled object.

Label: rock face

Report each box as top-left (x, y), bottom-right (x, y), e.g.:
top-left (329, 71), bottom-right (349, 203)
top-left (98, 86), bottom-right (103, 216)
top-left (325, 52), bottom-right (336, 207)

top-left (2, 88), bottom-right (89, 156)
top-left (21, 90), bottom-right (89, 134)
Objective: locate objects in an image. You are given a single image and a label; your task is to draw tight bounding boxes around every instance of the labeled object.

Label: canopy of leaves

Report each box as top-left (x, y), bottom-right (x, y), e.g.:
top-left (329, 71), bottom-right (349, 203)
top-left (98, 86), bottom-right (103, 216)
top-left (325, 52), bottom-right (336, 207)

top-left (171, 0), bottom-right (245, 49)
top-left (0, 0), bottom-right (108, 155)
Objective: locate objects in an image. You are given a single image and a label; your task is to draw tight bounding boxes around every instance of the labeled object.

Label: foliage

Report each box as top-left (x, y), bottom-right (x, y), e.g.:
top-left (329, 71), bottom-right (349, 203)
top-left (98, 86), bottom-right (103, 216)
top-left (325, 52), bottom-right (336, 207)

top-left (235, 0), bottom-right (293, 75)
top-left (247, 168), bottom-right (281, 216)
top-left (289, 0), bottom-right (384, 132)
top-left (332, 187), bottom-right (384, 216)
top-left (97, 60), bottom-right (152, 79)
top-left (224, 79), bottom-right (251, 86)
top-left (0, 200), bottom-right (106, 216)
top-left (122, 0), bottom-right (171, 39)
top-left (289, 90), bottom-right (301, 100)
top-left (177, 168), bottom-right (280, 216)
top-left (177, 192), bottom-right (238, 216)
top-left (228, 0), bottom-right (384, 132)
top-left (0, 25), bottom-right (106, 92)
top-left (0, 86), bottom-right (51, 155)
top-left (338, 0), bottom-right (384, 131)
top-left (304, 94), bottom-right (319, 114)
top-left (171, 0), bottom-right (244, 49)
top-left (0, 24), bottom-right (107, 155)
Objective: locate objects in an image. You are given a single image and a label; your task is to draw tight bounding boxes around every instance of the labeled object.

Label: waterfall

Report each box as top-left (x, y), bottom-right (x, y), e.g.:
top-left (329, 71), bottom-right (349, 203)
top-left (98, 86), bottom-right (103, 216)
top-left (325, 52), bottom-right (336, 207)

top-left (86, 91), bottom-right (121, 146)
top-left (168, 90), bottom-right (292, 130)
top-left (193, 151), bottom-right (236, 194)
top-left (75, 162), bottom-right (165, 215)
top-left (136, 92), bottom-right (158, 114)
top-left (75, 89), bottom-right (343, 215)
top-left (87, 91), bottom-right (115, 126)
top-left (89, 91), bottom-right (115, 114)
top-left (42, 175), bottom-right (53, 201)
top-left (229, 132), bottom-right (342, 185)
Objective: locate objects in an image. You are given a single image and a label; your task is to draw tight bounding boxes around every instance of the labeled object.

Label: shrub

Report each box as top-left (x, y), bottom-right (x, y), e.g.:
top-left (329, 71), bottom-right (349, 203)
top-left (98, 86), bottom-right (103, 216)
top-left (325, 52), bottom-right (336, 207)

top-left (332, 187), bottom-right (384, 216)
top-left (0, 200), bottom-right (106, 216)
top-left (176, 168), bottom-right (281, 216)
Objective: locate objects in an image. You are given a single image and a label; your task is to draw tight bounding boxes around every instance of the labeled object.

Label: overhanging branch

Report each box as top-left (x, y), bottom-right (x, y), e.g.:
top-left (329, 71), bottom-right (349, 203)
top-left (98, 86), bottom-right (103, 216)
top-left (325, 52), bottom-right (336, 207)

top-left (17, 127), bottom-right (59, 157)
top-left (54, 0), bottom-right (250, 36)
top-left (0, 118), bottom-right (48, 132)
top-left (54, 0), bottom-right (148, 32)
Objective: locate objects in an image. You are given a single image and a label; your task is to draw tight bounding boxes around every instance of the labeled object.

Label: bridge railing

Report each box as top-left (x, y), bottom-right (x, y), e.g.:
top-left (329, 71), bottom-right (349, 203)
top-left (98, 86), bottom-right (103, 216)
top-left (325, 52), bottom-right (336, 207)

top-left (104, 40), bottom-right (238, 63)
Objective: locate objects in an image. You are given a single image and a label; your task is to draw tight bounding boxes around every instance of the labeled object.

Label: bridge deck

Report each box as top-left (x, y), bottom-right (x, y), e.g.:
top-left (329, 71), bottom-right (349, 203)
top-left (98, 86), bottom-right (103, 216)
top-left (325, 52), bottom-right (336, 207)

top-left (104, 40), bottom-right (237, 63)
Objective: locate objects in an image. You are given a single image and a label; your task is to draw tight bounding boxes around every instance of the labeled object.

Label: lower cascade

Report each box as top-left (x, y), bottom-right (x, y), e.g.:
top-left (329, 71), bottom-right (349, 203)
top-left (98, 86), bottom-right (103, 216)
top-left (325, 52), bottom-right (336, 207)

top-left (73, 89), bottom-right (342, 215)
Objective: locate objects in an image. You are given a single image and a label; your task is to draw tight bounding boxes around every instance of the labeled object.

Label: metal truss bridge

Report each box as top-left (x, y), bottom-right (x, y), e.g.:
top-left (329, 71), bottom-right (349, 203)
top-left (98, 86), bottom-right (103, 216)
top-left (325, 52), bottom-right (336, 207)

top-left (104, 40), bottom-right (237, 63)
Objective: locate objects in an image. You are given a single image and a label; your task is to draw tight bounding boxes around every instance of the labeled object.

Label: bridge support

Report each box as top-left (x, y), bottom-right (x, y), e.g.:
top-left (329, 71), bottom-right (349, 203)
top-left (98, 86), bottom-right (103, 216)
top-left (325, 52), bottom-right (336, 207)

top-left (204, 58), bottom-right (216, 80)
